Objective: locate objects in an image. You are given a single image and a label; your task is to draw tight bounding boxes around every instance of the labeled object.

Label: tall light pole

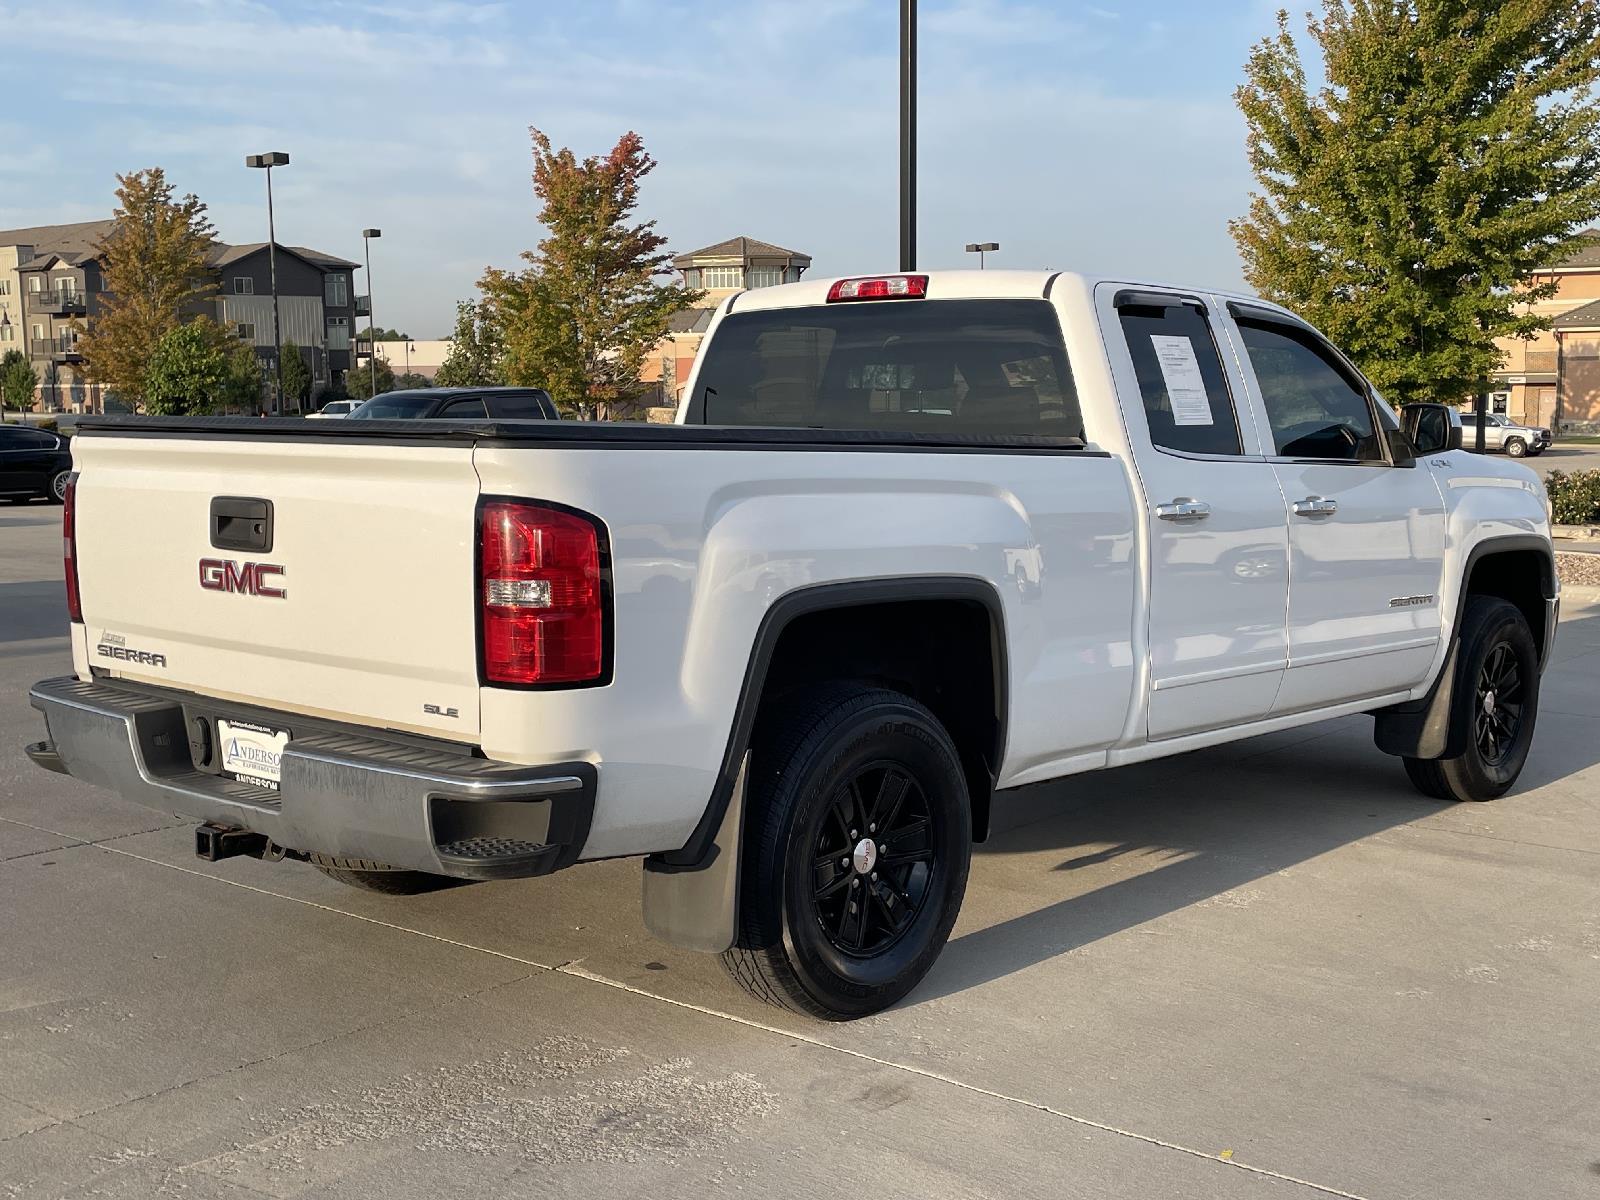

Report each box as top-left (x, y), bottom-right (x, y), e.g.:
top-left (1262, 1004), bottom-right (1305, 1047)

top-left (245, 152), bottom-right (289, 413)
top-left (405, 339), bottom-right (414, 377)
top-left (362, 228), bottom-right (381, 398)
top-left (965, 242), bottom-right (999, 269)
top-left (900, 0), bottom-right (916, 272)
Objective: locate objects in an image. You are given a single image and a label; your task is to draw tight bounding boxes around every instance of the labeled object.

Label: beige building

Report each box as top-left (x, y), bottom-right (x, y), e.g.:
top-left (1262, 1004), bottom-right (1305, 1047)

top-left (367, 338), bottom-right (450, 382)
top-left (1492, 231), bottom-right (1600, 430)
top-left (0, 220), bottom-right (117, 412)
top-left (641, 236), bottom-right (811, 407)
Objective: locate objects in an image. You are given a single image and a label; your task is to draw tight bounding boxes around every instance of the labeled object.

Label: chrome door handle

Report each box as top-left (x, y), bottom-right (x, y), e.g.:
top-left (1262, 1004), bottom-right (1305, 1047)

top-left (1292, 496), bottom-right (1338, 517)
top-left (1154, 498), bottom-right (1211, 522)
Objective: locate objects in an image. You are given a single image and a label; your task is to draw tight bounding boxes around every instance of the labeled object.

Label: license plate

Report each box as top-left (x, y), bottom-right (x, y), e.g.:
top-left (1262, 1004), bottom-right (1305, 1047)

top-left (216, 719), bottom-right (290, 789)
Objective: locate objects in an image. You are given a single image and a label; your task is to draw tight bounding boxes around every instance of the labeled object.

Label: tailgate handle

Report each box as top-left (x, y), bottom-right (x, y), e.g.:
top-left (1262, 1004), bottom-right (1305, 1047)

top-left (210, 497), bottom-right (274, 553)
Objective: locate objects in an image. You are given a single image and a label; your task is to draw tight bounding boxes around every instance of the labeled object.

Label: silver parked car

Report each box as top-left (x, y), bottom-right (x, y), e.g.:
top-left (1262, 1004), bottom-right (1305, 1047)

top-left (1467, 413), bottom-right (1551, 458)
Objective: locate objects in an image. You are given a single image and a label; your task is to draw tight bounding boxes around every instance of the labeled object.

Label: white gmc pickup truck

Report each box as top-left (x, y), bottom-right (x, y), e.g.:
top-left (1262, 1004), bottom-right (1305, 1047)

top-left (26, 270), bottom-right (1557, 1020)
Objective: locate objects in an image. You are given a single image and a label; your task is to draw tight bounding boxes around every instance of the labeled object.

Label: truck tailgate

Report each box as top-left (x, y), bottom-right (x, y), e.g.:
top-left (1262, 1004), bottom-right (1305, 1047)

top-left (71, 433), bottom-right (482, 741)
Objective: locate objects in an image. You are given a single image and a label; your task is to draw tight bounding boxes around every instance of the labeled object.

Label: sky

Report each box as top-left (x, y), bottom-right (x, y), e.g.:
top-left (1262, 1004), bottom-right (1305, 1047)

top-left (1, 0), bottom-right (1289, 337)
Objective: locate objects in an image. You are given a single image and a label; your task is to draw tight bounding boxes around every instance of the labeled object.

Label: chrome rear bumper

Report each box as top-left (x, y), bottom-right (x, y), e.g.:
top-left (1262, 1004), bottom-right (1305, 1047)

top-left (28, 676), bottom-right (594, 880)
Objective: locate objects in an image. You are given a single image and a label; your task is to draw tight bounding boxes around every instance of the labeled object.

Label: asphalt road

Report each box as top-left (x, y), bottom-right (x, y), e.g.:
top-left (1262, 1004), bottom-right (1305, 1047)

top-left (1500, 442), bottom-right (1600, 478)
top-left (5, 501), bottom-right (1600, 1200)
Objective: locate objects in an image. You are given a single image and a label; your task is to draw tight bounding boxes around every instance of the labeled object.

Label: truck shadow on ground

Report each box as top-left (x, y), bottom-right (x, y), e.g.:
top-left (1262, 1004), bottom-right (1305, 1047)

top-left (916, 608), bottom-right (1600, 1006)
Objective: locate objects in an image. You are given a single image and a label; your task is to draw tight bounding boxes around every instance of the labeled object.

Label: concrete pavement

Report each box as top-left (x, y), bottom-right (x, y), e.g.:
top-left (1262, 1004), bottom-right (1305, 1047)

top-left (4, 502), bottom-right (1600, 1199)
top-left (1511, 442), bottom-right (1600, 478)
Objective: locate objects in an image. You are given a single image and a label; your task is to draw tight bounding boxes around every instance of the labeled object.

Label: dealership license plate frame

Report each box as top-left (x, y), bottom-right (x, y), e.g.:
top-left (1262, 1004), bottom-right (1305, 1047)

top-left (216, 718), bottom-right (291, 789)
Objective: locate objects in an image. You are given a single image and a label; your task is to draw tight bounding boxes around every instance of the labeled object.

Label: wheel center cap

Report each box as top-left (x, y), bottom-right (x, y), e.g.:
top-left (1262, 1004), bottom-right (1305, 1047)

top-left (1483, 690), bottom-right (1497, 716)
top-left (852, 837), bottom-right (878, 875)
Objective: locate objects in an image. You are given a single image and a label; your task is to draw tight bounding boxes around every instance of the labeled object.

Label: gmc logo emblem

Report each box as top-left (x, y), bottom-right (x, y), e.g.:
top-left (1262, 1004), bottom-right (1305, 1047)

top-left (199, 558), bottom-right (287, 599)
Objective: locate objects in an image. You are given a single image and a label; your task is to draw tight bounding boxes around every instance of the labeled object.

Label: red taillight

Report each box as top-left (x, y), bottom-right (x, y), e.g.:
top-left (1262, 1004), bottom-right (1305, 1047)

top-left (826, 275), bottom-right (928, 302)
top-left (478, 500), bottom-right (607, 686)
top-left (62, 474), bottom-right (82, 623)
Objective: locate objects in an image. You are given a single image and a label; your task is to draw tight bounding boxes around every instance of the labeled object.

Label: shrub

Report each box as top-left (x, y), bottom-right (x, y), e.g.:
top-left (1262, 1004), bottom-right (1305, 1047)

top-left (1546, 470), bottom-right (1600, 526)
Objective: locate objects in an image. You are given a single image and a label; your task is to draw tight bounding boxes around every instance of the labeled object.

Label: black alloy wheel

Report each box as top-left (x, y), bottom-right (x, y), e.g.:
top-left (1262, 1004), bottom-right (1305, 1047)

top-left (1473, 642), bottom-right (1523, 766)
top-left (722, 684), bottom-right (972, 1020)
top-left (1402, 596), bottom-right (1539, 803)
top-left (808, 763), bottom-right (935, 958)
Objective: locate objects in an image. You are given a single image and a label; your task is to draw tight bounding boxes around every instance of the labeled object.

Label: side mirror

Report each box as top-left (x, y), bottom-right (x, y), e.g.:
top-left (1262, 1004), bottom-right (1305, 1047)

top-left (1400, 403), bottom-right (1463, 455)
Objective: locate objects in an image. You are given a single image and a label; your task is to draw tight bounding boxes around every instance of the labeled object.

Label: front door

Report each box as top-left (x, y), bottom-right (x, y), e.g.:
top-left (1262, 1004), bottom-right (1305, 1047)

top-left (1101, 286), bottom-right (1289, 740)
top-left (1227, 309), bottom-right (1447, 714)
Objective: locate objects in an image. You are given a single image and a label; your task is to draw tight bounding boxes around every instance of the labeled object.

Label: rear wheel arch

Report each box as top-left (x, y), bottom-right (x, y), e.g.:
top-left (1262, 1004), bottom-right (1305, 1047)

top-left (657, 577), bottom-right (1009, 872)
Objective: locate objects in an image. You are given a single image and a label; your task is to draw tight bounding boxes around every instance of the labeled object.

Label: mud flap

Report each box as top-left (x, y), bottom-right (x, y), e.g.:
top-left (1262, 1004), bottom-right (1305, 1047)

top-left (1373, 638), bottom-right (1463, 761)
top-left (640, 753), bottom-right (747, 953)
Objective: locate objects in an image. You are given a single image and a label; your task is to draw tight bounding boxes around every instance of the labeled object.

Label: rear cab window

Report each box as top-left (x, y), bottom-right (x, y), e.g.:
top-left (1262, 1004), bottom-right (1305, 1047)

top-left (688, 299), bottom-right (1083, 440)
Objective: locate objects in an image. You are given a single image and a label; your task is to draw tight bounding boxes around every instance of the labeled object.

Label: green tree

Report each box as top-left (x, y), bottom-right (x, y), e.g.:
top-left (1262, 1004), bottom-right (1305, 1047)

top-left (364, 327), bottom-right (410, 341)
top-left (1232, 1), bottom-right (1600, 406)
top-left (1, 348), bottom-right (38, 418)
top-left (394, 371), bottom-right (432, 390)
top-left (479, 128), bottom-right (702, 420)
top-left (280, 340), bottom-right (314, 410)
top-left (78, 168), bottom-right (219, 408)
top-left (347, 356), bottom-right (396, 401)
top-left (433, 299), bottom-right (505, 387)
top-left (217, 343), bottom-right (265, 413)
top-left (142, 317), bottom-right (230, 415)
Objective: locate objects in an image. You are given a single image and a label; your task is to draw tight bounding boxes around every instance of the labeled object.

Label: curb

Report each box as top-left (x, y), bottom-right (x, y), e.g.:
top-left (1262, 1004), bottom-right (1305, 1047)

top-left (1552, 524), bottom-right (1600, 541)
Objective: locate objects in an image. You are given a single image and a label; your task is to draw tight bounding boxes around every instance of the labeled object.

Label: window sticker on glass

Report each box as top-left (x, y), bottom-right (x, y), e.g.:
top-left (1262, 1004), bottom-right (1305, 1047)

top-left (1149, 334), bottom-right (1213, 426)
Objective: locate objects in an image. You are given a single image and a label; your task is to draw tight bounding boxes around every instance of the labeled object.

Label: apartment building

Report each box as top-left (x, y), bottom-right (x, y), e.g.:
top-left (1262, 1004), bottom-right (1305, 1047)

top-left (640, 236), bottom-right (811, 406)
top-left (0, 220), bottom-right (115, 411)
top-left (1492, 231), bottom-right (1600, 429)
top-left (0, 220), bottom-right (360, 413)
top-left (210, 242), bottom-right (361, 403)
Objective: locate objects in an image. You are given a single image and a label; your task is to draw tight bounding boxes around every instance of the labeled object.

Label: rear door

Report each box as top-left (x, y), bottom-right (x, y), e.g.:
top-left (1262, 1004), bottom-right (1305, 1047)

top-left (1223, 305), bottom-right (1446, 713)
top-left (71, 431), bottom-right (484, 740)
top-left (1099, 285), bottom-right (1290, 740)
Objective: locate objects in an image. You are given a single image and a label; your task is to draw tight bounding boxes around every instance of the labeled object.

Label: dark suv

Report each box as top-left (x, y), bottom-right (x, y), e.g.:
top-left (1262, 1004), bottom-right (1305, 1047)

top-left (349, 387), bottom-right (559, 421)
top-left (0, 425), bottom-right (72, 504)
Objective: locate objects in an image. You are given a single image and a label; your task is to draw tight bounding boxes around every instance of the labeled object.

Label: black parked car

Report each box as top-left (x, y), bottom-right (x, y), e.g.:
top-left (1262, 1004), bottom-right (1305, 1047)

top-left (0, 425), bottom-right (72, 504)
top-left (348, 387), bottom-right (559, 421)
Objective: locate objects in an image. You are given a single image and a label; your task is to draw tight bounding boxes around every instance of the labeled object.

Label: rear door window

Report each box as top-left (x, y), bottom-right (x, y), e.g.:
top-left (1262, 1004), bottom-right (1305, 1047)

top-left (691, 299), bottom-right (1082, 439)
top-left (1116, 301), bottom-right (1242, 456)
top-left (438, 397), bottom-right (488, 419)
top-left (486, 392), bottom-right (552, 419)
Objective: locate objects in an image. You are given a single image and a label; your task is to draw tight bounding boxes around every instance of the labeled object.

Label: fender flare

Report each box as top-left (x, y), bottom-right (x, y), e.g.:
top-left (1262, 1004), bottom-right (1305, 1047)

top-left (641, 576), bottom-right (1008, 953)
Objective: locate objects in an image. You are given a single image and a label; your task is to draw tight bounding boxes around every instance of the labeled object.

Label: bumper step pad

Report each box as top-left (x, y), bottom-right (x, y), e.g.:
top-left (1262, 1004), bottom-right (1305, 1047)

top-left (435, 836), bottom-right (562, 880)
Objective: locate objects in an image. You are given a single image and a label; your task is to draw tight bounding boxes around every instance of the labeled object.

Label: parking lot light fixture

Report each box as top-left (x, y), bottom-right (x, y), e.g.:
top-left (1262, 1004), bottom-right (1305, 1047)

top-left (965, 242), bottom-right (999, 269)
top-left (245, 152), bottom-right (290, 412)
top-left (362, 228), bottom-right (381, 398)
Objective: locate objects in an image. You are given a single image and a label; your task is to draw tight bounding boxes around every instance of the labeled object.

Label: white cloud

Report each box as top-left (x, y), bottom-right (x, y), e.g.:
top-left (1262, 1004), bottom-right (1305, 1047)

top-left (10, 0), bottom-right (1258, 334)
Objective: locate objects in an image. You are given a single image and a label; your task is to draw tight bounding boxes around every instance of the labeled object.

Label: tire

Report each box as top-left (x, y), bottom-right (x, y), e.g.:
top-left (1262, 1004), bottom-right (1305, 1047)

top-left (721, 684), bottom-right (972, 1020)
top-left (307, 852), bottom-right (463, 895)
top-left (1402, 596), bottom-right (1539, 802)
top-left (48, 470), bottom-right (70, 504)
top-left (1505, 438), bottom-right (1527, 458)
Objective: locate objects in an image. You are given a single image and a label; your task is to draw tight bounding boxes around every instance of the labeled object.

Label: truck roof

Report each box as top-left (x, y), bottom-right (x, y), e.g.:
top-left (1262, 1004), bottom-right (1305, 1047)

top-left (726, 268), bottom-right (1290, 319)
